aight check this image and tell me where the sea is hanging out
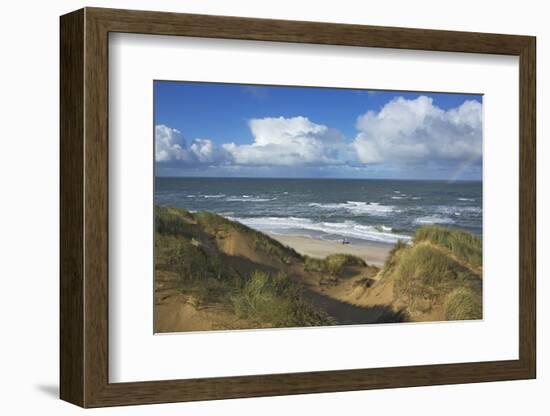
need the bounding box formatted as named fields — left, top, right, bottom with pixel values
left=155, top=177, right=482, bottom=246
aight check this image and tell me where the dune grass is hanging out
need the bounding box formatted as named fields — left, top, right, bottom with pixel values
left=156, top=206, right=302, bottom=263
left=377, top=226, right=482, bottom=319
left=378, top=239, right=408, bottom=280
left=444, top=287, right=482, bottom=320
left=305, top=253, right=367, bottom=276
left=156, top=207, right=243, bottom=308
left=194, top=210, right=302, bottom=264
left=393, top=244, right=478, bottom=301
left=155, top=206, right=330, bottom=326
left=155, top=206, right=196, bottom=238
left=231, top=271, right=334, bottom=327
left=156, top=233, right=240, bottom=308
left=414, top=225, right=482, bottom=269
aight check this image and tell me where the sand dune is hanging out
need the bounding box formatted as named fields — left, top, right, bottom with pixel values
left=155, top=207, right=481, bottom=332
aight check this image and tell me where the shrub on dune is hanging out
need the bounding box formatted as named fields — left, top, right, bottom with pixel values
left=155, top=206, right=196, bottom=237
left=325, top=254, right=366, bottom=274
left=444, top=287, right=482, bottom=320
left=304, top=256, right=325, bottom=272
left=231, top=271, right=333, bottom=327
left=304, top=253, right=366, bottom=276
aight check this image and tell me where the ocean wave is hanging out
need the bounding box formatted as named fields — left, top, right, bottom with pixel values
left=414, top=216, right=456, bottom=225
left=227, top=196, right=276, bottom=202
left=309, top=201, right=398, bottom=216
left=231, top=216, right=410, bottom=244
left=436, top=205, right=482, bottom=215
left=457, top=197, right=476, bottom=202
left=202, top=194, right=226, bottom=198
left=389, top=193, right=423, bottom=201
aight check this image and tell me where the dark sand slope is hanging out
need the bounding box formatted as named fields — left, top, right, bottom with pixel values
left=154, top=207, right=482, bottom=333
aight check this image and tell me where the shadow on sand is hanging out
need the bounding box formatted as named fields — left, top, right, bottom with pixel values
left=303, top=288, right=407, bottom=325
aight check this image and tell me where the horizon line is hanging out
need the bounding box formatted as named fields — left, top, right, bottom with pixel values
left=155, top=175, right=482, bottom=182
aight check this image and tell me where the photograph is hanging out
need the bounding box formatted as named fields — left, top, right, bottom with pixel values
left=50, top=4, right=541, bottom=409
left=153, top=81, right=483, bottom=333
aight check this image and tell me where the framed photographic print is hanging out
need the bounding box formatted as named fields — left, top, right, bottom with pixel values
left=60, top=7, right=536, bottom=407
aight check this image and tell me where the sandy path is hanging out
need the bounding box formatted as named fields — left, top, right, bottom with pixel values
left=301, top=286, right=391, bottom=325
left=269, top=233, right=392, bottom=267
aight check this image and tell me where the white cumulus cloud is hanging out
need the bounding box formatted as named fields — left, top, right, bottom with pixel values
left=155, top=125, right=190, bottom=162
left=353, top=96, right=482, bottom=164
left=222, top=116, right=346, bottom=166
left=155, top=97, right=482, bottom=180
left=155, top=125, right=229, bottom=165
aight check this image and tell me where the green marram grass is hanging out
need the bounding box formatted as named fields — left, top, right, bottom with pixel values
left=414, top=225, right=482, bottom=269
left=156, top=206, right=302, bottom=264
left=231, top=271, right=334, bottom=327
left=155, top=206, right=329, bottom=326
left=304, top=253, right=366, bottom=276
left=393, top=243, right=478, bottom=300
left=379, top=226, right=482, bottom=319
left=444, top=287, right=482, bottom=320
left=378, top=239, right=408, bottom=280
left=194, top=210, right=303, bottom=264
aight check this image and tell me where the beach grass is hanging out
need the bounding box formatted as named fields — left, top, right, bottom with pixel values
left=305, top=253, right=367, bottom=276
left=444, top=287, right=483, bottom=320
left=378, top=239, right=408, bottom=280
left=376, top=226, right=482, bottom=319
left=393, top=243, right=478, bottom=300
left=194, top=210, right=303, bottom=264
left=155, top=206, right=330, bottom=327
left=414, top=225, right=482, bottom=269
left=231, top=270, right=334, bottom=327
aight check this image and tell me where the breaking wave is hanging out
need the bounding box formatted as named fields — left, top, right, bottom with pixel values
left=231, top=216, right=411, bottom=244
left=309, top=201, right=398, bottom=216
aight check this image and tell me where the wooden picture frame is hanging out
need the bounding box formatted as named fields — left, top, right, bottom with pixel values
left=60, top=7, right=536, bottom=408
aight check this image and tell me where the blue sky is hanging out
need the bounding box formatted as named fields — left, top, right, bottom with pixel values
left=154, top=81, right=483, bottom=180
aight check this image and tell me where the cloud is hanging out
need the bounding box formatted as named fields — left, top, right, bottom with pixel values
left=222, top=116, right=347, bottom=166
left=155, top=125, right=229, bottom=165
left=155, top=97, right=482, bottom=180
left=353, top=96, right=482, bottom=164
left=156, top=117, right=348, bottom=167
left=155, top=125, right=189, bottom=162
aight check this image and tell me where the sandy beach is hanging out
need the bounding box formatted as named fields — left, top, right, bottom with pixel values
left=268, top=233, right=392, bottom=267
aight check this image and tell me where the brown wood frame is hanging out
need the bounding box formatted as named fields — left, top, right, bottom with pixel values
left=60, top=7, right=536, bottom=408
